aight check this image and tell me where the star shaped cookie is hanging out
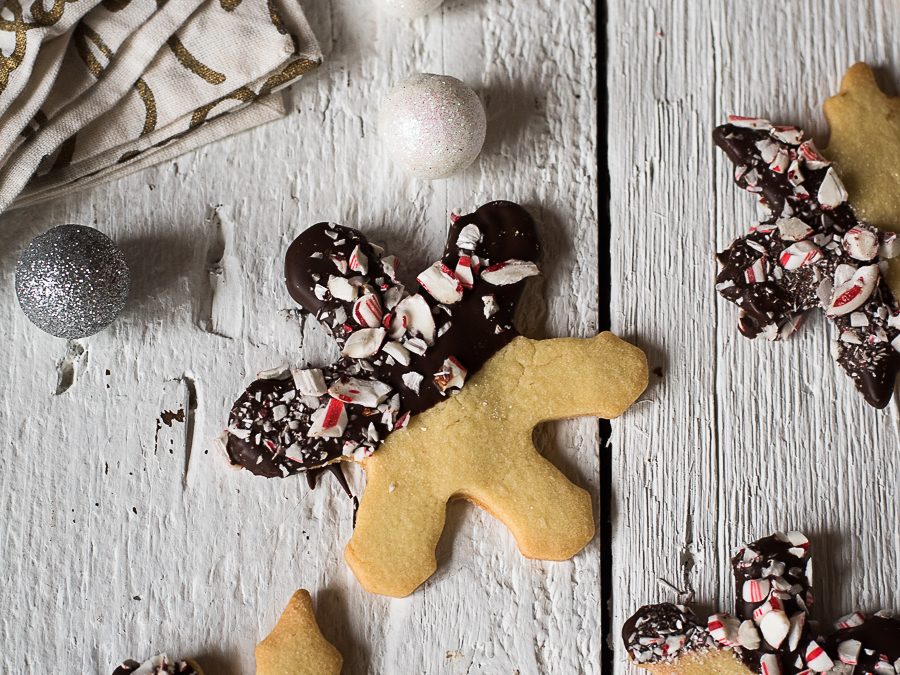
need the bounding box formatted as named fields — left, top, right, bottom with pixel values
left=256, top=589, right=342, bottom=675
left=824, top=62, right=900, bottom=299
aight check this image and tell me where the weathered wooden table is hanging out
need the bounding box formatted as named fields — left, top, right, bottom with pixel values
left=0, top=1, right=897, bottom=673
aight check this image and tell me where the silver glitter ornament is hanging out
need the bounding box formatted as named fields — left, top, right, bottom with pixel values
left=378, top=73, right=486, bottom=179
left=15, top=224, right=129, bottom=339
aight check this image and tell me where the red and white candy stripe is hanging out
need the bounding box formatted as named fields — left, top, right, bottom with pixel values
left=307, top=399, right=348, bottom=438
left=779, top=241, right=822, bottom=270
left=805, top=641, right=835, bottom=672
left=352, top=293, right=383, bottom=328
left=455, top=255, right=475, bottom=289
left=728, top=115, right=772, bottom=130
left=837, top=638, right=861, bottom=666
left=417, top=262, right=464, bottom=304
left=481, top=259, right=540, bottom=285
left=835, top=612, right=865, bottom=630
left=744, top=256, right=768, bottom=284
left=743, top=579, right=771, bottom=603
left=707, top=613, right=740, bottom=647
left=759, top=653, right=782, bottom=675
left=349, top=244, right=368, bottom=275
left=826, top=264, right=880, bottom=317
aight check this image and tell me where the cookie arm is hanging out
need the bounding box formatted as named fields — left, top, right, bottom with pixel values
left=461, top=432, right=595, bottom=560
left=345, top=448, right=451, bottom=598
left=508, top=333, right=649, bottom=424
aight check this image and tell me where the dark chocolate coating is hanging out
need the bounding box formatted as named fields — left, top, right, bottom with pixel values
left=622, top=603, right=717, bottom=664
left=731, top=533, right=813, bottom=672
left=823, top=614, right=900, bottom=670
left=623, top=531, right=900, bottom=674
left=112, top=658, right=199, bottom=675
left=714, top=123, right=900, bottom=408
left=226, top=201, right=539, bottom=476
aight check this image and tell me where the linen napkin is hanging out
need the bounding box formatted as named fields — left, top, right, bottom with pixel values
left=0, top=0, right=321, bottom=211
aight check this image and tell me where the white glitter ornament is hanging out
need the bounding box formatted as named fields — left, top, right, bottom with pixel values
left=378, top=73, right=486, bottom=180
left=376, top=0, right=444, bottom=18
left=15, top=224, right=129, bottom=339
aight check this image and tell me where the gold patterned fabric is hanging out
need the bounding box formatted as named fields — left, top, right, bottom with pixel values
left=0, top=0, right=321, bottom=210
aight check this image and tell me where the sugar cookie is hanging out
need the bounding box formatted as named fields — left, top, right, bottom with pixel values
left=224, top=202, right=649, bottom=595
left=256, top=589, right=342, bottom=675
left=714, top=117, right=900, bottom=407
left=346, top=331, right=647, bottom=596
left=823, top=62, right=900, bottom=300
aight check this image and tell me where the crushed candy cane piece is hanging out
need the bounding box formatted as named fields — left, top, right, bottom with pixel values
left=402, top=371, right=423, bottom=394
left=342, top=327, right=386, bottom=358
left=817, top=167, right=848, bottom=209
left=392, top=294, right=436, bottom=344
left=292, top=368, right=327, bottom=396
left=779, top=241, right=822, bottom=270
left=382, top=341, right=411, bottom=366
left=837, top=639, right=861, bottom=665
left=353, top=293, right=383, bottom=328
left=805, top=641, right=834, bottom=671
left=328, top=377, right=392, bottom=407
left=328, top=275, right=358, bottom=302
left=759, top=653, right=782, bottom=675
left=349, top=244, right=368, bottom=275
left=826, top=265, right=879, bottom=317
left=708, top=613, right=740, bottom=646
left=727, top=115, right=772, bottom=130
left=417, top=262, right=464, bottom=304
left=456, top=223, right=482, bottom=250
left=307, top=399, right=348, bottom=438
left=481, top=259, right=540, bottom=285
left=744, top=257, right=768, bottom=283
left=434, top=357, right=466, bottom=393
left=743, top=579, right=771, bottom=603
left=777, top=216, right=814, bottom=241
left=737, top=620, right=761, bottom=650
left=843, top=226, right=879, bottom=261
left=455, top=255, right=474, bottom=289
left=482, top=294, right=499, bottom=318
left=759, top=610, right=790, bottom=649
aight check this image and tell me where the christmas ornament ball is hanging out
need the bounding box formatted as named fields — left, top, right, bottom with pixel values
left=378, top=73, right=486, bottom=180
left=376, top=0, right=444, bottom=18
left=15, top=224, right=130, bottom=339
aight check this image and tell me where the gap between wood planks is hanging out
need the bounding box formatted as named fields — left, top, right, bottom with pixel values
left=596, top=1, right=614, bottom=672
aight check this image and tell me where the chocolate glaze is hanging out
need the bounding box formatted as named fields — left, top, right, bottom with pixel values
left=731, top=533, right=813, bottom=672
left=713, top=122, right=900, bottom=408
left=823, top=614, right=900, bottom=669
left=225, top=201, right=540, bottom=476
left=621, top=603, right=718, bottom=664
left=112, top=658, right=199, bottom=675
left=623, top=531, right=900, bottom=674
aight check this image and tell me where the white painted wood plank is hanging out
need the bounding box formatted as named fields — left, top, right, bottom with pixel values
left=610, top=1, right=900, bottom=672
left=0, top=0, right=599, bottom=673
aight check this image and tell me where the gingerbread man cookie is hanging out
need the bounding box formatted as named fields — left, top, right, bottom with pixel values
left=713, top=117, right=900, bottom=407
left=824, top=62, right=900, bottom=301
left=224, top=201, right=648, bottom=596
left=256, top=589, right=342, bottom=675
left=623, top=531, right=900, bottom=674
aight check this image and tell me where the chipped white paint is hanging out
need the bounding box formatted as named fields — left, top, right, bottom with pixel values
left=0, top=1, right=599, bottom=673
left=609, top=1, right=900, bottom=673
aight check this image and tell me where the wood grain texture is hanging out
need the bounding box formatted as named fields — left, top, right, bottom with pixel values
left=609, top=1, right=900, bottom=673
left=0, top=0, right=598, bottom=673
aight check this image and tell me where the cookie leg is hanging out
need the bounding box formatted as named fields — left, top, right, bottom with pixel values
left=461, top=436, right=594, bottom=560
left=345, top=454, right=451, bottom=597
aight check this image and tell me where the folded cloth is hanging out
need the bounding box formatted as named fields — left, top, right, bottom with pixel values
left=0, top=0, right=321, bottom=211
